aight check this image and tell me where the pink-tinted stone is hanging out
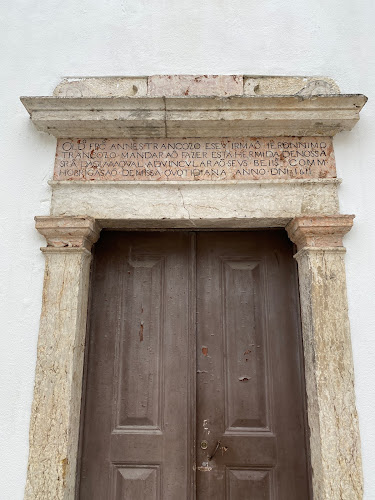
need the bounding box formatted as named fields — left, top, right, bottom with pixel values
left=286, top=215, right=354, bottom=249
left=35, top=216, right=100, bottom=250
left=148, top=75, right=243, bottom=97
left=54, top=137, right=336, bottom=182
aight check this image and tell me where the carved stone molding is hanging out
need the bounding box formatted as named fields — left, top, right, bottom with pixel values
left=286, top=214, right=354, bottom=250
left=35, top=215, right=101, bottom=251
left=20, top=94, right=367, bottom=138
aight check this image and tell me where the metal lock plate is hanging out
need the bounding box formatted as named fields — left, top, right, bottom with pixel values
left=200, top=440, right=208, bottom=450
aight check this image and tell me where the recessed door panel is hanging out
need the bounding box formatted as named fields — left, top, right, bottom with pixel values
left=115, top=256, right=164, bottom=430
left=222, top=258, right=268, bottom=431
left=113, top=466, right=160, bottom=500
left=226, top=468, right=272, bottom=500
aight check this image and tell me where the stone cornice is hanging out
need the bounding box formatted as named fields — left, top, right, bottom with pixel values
left=35, top=216, right=101, bottom=251
left=286, top=215, right=355, bottom=250
left=20, top=94, right=367, bottom=138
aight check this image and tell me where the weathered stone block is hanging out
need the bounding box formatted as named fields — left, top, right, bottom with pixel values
left=244, top=75, right=340, bottom=96
left=53, top=77, right=148, bottom=97
left=148, top=75, right=243, bottom=97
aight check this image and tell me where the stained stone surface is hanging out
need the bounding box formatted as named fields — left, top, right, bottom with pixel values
left=24, top=248, right=93, bottom=500
left=24, top=217, right=101, bottom=500
left=294, top=248, right=363, bottom=500
left=287, top=216, right=363, bottom=499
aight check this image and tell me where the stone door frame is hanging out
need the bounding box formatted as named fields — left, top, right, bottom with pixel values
left=24, top=212, right=363, bottom=500
left=22, top=76, right=365, bottom=499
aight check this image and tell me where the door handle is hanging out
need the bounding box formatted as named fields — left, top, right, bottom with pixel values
left=208, top=440, right=221, bottom=460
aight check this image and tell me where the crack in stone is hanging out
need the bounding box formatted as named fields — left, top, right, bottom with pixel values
left=178, top=188, right=196, bottom=226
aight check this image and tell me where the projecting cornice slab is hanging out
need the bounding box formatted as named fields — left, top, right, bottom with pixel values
left=20, top=94, right=367, bottom=138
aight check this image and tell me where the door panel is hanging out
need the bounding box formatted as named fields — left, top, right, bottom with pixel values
left=222, top=258, right=267, bottom=431
left=116, top=255, right=164, bottom=430
left=78, top=230, right=310, bottom=499
left=196, top=232, right=310, bottom=499
left=226, top=468, right=272, bottom=500
left=113, top=465, right=160, bottom=500
left=79, top=232, right=194, bottom=499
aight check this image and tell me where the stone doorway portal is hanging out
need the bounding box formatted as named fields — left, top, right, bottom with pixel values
left=23, top=75, right=365, bottom=500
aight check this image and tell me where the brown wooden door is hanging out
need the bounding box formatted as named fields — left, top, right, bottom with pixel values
left=196, top=232, right=310, bottom=499
left=78, top=232, right=195, bottom=499
left=78, top=231, right=310, bottom=499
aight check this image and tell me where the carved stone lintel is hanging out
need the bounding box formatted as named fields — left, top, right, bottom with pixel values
left=35, top=216, right=101, bottom=251
left=286, top=215, right=354, bottom=250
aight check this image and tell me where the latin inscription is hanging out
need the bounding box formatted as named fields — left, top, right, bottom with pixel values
left=54, top=137, right=336, bottom=181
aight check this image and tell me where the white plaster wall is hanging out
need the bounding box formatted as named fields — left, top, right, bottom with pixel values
left=1, top=0, right=374, bottom=498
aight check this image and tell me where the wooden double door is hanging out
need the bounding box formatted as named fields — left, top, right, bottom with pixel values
left=78, top=231, right=311, bottom=499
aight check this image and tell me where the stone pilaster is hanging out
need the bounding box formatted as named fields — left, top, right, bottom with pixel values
left=25, top=216, right=100, bottom=500
left=286, top=215, right=363, bottom=500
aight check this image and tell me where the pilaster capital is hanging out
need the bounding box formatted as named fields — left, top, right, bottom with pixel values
left=286, top=215, right=354, bottom=251
left=35, top=216, right=101, bottom=251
